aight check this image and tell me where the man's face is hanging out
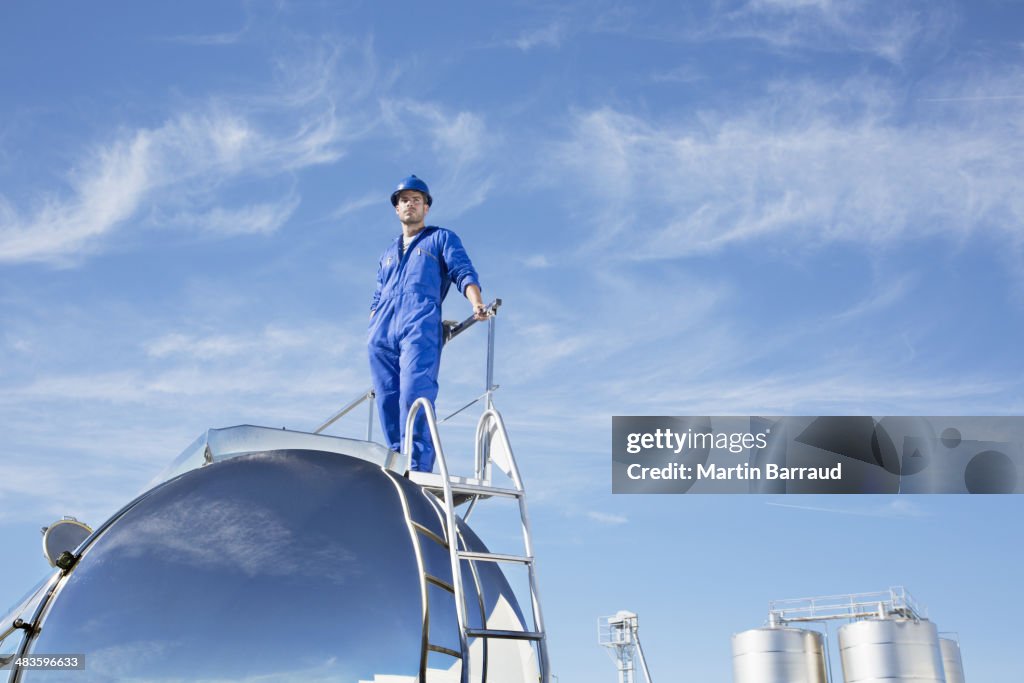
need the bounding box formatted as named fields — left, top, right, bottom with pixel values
left=395, top=190, right=429, bottom=226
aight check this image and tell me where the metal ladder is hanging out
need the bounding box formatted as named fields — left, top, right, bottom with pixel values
left=403, top=396, right=550, bottom=683
left=315, top=299, right=549, bottom=682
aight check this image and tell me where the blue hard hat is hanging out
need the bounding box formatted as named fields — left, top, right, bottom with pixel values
left=390, top=174, right=433, bottom=207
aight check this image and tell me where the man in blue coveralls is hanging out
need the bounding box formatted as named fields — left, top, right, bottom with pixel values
left=369, top=175, right=487, bottom=472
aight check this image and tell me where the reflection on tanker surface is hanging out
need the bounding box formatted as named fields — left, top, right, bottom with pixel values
left=1, top=421, right=546, bottom=683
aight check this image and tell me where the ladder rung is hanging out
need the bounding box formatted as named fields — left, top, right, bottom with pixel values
left=425, top=574, right=455, bottom=593
left=412, top=521, right=448, bottom=548
left=427, top=644, right=462, bottom=658
left=446, top=483, right=522, bottom=498
left=465, top=628, right=544, bottom=641
left=458, top=550, right=531, bottom=564
left=409, top=472, right=523, bottom=498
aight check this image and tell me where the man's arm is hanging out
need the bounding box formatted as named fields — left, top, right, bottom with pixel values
left=370, top=253, right=385, bottom=319
left=441, top=230, right=486, bottom=319
left=465, top=283, right=487, bottom=320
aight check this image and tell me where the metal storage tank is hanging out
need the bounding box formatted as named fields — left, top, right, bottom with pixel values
left=940, top=637, right=966, bottom=683
left=732, top=627, right=828, bottom=683
left=3, top=440, right=539, bottom=683
left=839, top=618, right=946, bottom=683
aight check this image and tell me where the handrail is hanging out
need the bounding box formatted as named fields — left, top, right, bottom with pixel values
left=381, top=470, right=432, bottom=681
left=471, top=407, right=551, bottom=681
left=768, top=586, right=926, bottom=625
left=313, top=388, right=374, bottom=435
left=313, top=298, right=502, bottom=439
left=403, top=397, right=471, bottom=683
left=444, top=298, right=502, bottom=344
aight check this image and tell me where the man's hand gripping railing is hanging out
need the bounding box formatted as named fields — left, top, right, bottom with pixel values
left=313, top=299, right=502, bottom=436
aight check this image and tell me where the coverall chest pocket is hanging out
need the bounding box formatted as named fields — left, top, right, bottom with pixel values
left=416, top=247, right=440, bottom=265
left=414, top=247, right=446, bottom=285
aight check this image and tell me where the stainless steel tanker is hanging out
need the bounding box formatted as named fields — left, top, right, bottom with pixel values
left=2, top=416, right=545, bottom=683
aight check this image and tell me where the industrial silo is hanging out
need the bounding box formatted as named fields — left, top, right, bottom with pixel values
left=732, top=627, right=828, bottom=683
left=939, top=637, right=966, bottom=683
left=839, top=618, right=946, bottom=683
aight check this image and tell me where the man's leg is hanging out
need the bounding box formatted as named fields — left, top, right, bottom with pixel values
left=368, top=330, right=402, bottom=454
left=398, top=315, right=443, bottom=472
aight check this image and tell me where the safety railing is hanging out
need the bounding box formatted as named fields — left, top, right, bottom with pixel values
left=313, top=299, right=502, bottom=440
left=768, top=586, right=926, bottom=625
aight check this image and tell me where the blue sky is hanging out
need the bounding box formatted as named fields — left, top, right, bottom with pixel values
left=2, top=1, right=1023, bottom=680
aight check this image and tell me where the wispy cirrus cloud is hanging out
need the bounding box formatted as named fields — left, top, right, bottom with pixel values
left=156, top=1, right=256, bottom=46
left=159, top=23, right=251, bottom=47
left=830, top=274, right=915, bottom=323
left=330, top=192, right=380, bottom=220
left=598, top=366, right=1011, bottom=417
left=0, top=41, right=378, bottom=266
left=705, top=0, right=957, bottom=64
left=0, top=109, right=342, bottom=265
left=166, top=193, right=302, bottom=237
left=145, top=324, right=319, bottom=359
left=508, top=22, right=567, bottom=51
left=650, top=64, right=705, bottom=84
left=552, top=73, right=1024, bottom=260
left=766, top=498, right=928, bottom=518
left=587, top=510, right=629, bottom=525
left=380, top=99, right=497, bottom=217
left=1, top=318, right=369, bottom=432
